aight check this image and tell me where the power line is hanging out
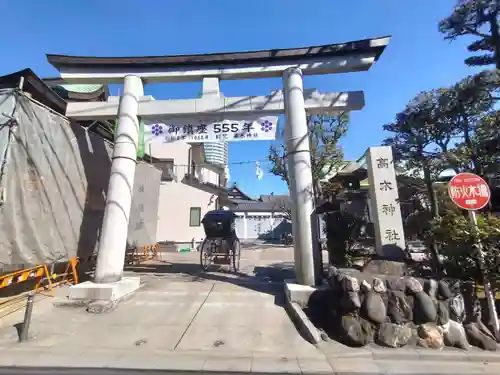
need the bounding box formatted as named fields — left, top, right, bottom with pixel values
left=226, top=158, right=271, bottom=166
left=160, top=158, right=273, bottom=168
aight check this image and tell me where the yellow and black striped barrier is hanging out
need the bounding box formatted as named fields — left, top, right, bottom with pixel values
left=0, top=258, right=79, bottom=298
left=0, top=264, right=50, bottom=291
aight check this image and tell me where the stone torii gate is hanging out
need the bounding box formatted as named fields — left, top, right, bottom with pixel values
left=47, top=36, right=390, bottom=301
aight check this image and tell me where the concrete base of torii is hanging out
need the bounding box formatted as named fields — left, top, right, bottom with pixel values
left=56, top=277, right=141, bottom=313
left=63, top=277, right=141, bottom=313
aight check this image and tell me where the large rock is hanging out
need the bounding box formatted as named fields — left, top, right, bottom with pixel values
left=373, top=277, right=386, bottom=293
left=376, top=323, right=413, bottom=348
left=361, top=280, right=372, bottom=293
left=339, top=315, right=368, bottom=347
left=327, top=265, right=339, bottom=280
left=417, top=323, right=444, bottom=349
left=386, top=278, right=406, bottom=292
left=362, top=292, right=387, bottom=325
left=443, top=320, right=469, bottom=350
left=387, top=291, right=413, bottom=324
left=449, top=293, right=466, bottom=323
left=359, top=317, right=375, bottom=344
left=406, top=277, right=423, bottom=294
left=306, top=289, right=336, bottom=330
left=437, top=300, right=450, bottom=326
left=414, top=291, right=437, bottom=324
left=464, top=322, right=498, bottom=351
left=405, top=321, right=420, bottom=346
left=470, top=300, right=496, bottom=338
left=327, top=266, right=341, bottom=291
left=340, top=291, right=361, bottom=312
left=475, top=317, right=496, bottom=342
left=342, top=275, right=360, bottom=292
left=448, top=280, right=461, bottom=294
left=438, top=280, right=452, bottom=300
left=425, top=279, right=438, bottom=299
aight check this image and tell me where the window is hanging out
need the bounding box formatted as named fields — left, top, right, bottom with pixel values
left=189, top=207, right=201, bottom=227
left=155, top=160, right=175, bottom=182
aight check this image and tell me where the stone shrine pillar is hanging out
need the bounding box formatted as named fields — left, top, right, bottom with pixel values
left=283, top=67, right=315, bottom=286
left=94, top=75, right=144, bottom=284
left=365, top=146, right=406, bottom=259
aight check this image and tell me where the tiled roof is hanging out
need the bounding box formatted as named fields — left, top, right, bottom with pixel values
left=232, top=198, right=290, bottom=212
left=57, top=84, right=104, bottom=93
left=44, top=81, right=108, bottom=102
left=226, top=186, right=293, bottom=212
left=231, top=194, right=291, bottom=212
left=227, top=186, right=253, bottom=201
left=259, top=194, right=289, bottom=202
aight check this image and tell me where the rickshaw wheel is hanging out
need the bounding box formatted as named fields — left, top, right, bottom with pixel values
left=200, top=239, right=212, bottom=271
left=231, top=239, right=241, bottom=272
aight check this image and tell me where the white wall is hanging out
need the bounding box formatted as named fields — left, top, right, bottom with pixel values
left=150, top=142, right=220, bottom=243
left=234, top=212, right=291, bottom=240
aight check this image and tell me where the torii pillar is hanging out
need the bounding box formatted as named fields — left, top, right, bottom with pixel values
left=69, top=75, right=145, bottom=302
left=94, top=75, right=144, bottom=284
left=283, top=68, right=315, bottom=286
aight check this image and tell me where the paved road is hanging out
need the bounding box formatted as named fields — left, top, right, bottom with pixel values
left=0, top=369, right=262, bottom=375
left=0, top=365, right=498, bottom=375
left=0, top=247, right=319, bottom=357
left=0, top=369, right=337, bottom=375
left=0, top=369, right=273, bottom=375
left=0, top=246, right=326, bottom=373
left=1, top=247, right=500, bottom=374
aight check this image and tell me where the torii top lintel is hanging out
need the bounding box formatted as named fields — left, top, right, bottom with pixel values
left=46, top=36, right=390, bottom=84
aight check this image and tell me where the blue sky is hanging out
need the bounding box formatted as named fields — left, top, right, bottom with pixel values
left=0, top=0, right=479, bottom=198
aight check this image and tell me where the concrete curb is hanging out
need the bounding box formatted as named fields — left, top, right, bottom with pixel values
left=1, top=347, right=500, bottom=374
left=0, top=358, right=499, bottom=375
left=283, top=279, right=325, bottom=346
left=328, top=347, right=500, bottom=362
left=284, top=299, right=322, bottom=345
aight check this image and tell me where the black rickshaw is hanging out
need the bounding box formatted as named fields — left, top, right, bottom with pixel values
left=199, top=209, right=241, bottom=272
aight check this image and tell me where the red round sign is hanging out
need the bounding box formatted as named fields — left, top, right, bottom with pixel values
left=448, top=172, right=490, bottom=210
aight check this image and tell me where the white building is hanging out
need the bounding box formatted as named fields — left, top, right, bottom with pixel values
left=150, top=141, right=231, bottom=250
left=227, top=186, right=291, bottom=241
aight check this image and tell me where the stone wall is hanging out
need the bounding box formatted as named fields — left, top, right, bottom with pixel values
left=305, top=266, right=498, bottom=351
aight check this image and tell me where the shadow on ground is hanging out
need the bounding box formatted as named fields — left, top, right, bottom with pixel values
left=124, top=261, right=297, bottom=307
left=240, top=242, right=293, bottom=249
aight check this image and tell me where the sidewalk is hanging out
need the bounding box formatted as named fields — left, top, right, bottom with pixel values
left=2, top=346, right=500, bottom=374
left=1, top=248, right=500, bottom=374
left=0, top=248, right=319, bottom=365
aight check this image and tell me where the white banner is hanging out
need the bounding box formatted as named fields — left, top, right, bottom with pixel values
left=143, top=116, right=278, bottom=143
